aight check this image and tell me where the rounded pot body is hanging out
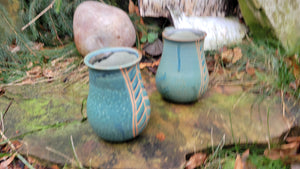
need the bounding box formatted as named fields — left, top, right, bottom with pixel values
left=84, top=47, right=151, bottom=142
left=156, top=27, right=209, bottom=103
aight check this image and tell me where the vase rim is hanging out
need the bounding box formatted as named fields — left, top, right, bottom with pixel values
left=162, top=27, right=207, bottom=42
left=84, top=47, right=142, bottom=70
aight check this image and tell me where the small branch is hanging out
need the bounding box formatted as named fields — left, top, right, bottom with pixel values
left=281, top=90, right=286, bottom=117
left=3, top=100, right=13, bottom=119
left=48, top=12, right=63, bottom=45
left=216, top=80, right=258, bottom=86
left=0, top=11, right=37, bottom=57
left=0, top=100, right=13, bottom=133
left=70, top=135, right=83, bottom=168
left=210, top=127, right=214, bottom=153
left=46, top=146, right=74, bottom=163
left=21, top=0, right=56, bottom=31
left=0, top=130, right=34, bottom=169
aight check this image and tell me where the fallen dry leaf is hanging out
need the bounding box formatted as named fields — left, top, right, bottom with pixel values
left=51, top=57, right=64, bottom=66
left=214, top=53, right=220, bottom=61
left=21, top=78, right=34, bottom=85
left=242, top=149, right=250, bottom=160
left=43, top=68, right=56, bottom=78
left=234, top=154, right=243, bottom=169
left=140, top=62, right=152, bottom=69
left=207, top=60, right=215, bottom=72
left=155, top=132, right=165, bottom=142
left=284, top=54, right=300, bottom=89
left=26, top=66, right=42, bottom=77
left=292, top=62, right=300, bottom=88
left=212, top=86, right=223, bottom=94
left=1, top=140, right=22, bottom=153
left=128, top=0, right=135, bottom=14
left=9, top=45, right=20, bottom=53
left=51, top=164, right=60, bottom=169
left=281, top=141, right=300, bottom=151
left=0, top=153, right=16, bottom=168
left=220, top=47, right=242, bottom=64
left=185, top=153, right=207, bottom=169
left=152, top=59, right=160, bottom=67
left=286, top=136, right=300, bottom=143
left=246, top=61, right=255, bottom=76
left=264, top=148, right=282, bottom=160
left=290, top=82, right=297, bottom=91
left=233, top=71, right=245, bottom=80
left=27, top=62, right=33, bottom=69
left=221, top=49, right=233, bottom=64
left=232, top=47, right=242, bottom=64
left=140, top=59, right=160, bottom=69
left=223, top=86, right=243, bottom=95
left=135, top=5, right=140, bottom=16
left=31, top=42, right=44, bottom=50
left=264, top=142, right=300, bottom=160
left=219, top=46, right=228, bottom=53
left=234, top=149, right=249, bottom=169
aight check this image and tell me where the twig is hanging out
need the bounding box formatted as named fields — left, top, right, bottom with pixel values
left=48, top=12, right=63, bottom=45
left=209, top=134, right=225, bottom=161
left=46, top=146, right=75, bottom=164
left=0, top=77, right=58, bottom=88
left=0, top=100, right=13, bottom=132
left=281, top=89, right=295, bottom=129
left=70, top=135, right=83, bottom=169
left=0, top=76, right=27, bottom=88
left=3, top=100, right=13, bottom=119
left=210, top=127, right=214, bottom=153
left=281, top=90, right=286, bottom=117
left=232, top=92, right=246, bottom=111
left=0, top=10, right=37, bottom=57
left=21, top=0, right=56, bottom=31
left=1, top=112, right=4, bottom=133
left=266, top=108, right=271, bottom=149
left=216, top=80, right=258, bottom=86
left=0, top=130, right=34, bottom=169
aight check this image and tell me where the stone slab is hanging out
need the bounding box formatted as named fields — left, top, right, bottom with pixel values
left=0, top=72, right=298, bottom=168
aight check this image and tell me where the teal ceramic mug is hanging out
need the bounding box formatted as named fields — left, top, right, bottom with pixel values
left=156, top=27, right=209, bottom=103
left=84, top=47, right=151, bottom=142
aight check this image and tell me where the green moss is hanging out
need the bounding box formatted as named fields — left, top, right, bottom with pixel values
left=238, top=0, right=275, bottom=39
left=16, top=98, right=76, bottom=132
left=222, top=158, right=236, bottom=169
left=202, top=92, right=250, bottom=112
left=1, top=82, right=88, bottom=135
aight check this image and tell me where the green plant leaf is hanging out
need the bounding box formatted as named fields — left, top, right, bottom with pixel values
left=141, top=35, right=147, bottom=43
left=147, top=32, right=158, bottom=43
left=0, top=153, right=11, bottom=158
left=55, top=0, right=62, bottom=14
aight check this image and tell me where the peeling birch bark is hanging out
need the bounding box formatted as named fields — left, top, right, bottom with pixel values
left=138, top=0, right=239, bottom=17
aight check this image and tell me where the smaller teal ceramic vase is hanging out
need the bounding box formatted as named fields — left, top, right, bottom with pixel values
left=156, top=27, right=209, bottom=103
left=84, top=47, right=151, bottom=142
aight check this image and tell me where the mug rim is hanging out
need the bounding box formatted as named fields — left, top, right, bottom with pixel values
left=162, top=27, right=207, bottom=42
left=84, top=47, right=142, bottom=70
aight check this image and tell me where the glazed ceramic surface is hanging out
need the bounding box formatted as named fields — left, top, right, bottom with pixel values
left=156, top=27, right=209, bottom=103
left=84, top=47, right=151, bottom=142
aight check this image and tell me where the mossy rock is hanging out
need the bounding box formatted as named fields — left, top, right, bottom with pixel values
left=238, top=0, right=300, bottom=55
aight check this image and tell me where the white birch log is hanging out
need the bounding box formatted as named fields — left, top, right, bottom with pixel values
left=139, top=0, right=238, bottom=17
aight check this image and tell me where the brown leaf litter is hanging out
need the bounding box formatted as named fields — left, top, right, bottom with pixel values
left=221, top=47, right=243, bottom=64
left=185, top=152, right=207, bottom=169
left=264, top=136, right=300, bottom=163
